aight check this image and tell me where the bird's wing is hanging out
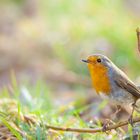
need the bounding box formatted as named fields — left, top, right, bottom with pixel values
left=115, top=74, right=140, bottom=98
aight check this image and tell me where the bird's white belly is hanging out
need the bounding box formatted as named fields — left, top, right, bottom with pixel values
left=99, top=92, right=109, bottom=100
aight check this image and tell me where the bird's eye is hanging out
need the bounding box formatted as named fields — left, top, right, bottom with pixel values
left=97, top=58, right=101, bottom=63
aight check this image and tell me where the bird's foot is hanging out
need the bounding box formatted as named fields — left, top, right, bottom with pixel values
left=102, top=123, right=108, bottom=132
left=102, top=119, right=113, bottom=132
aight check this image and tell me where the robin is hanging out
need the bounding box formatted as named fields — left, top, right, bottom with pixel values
left=82, top=54, right=140, bottom=127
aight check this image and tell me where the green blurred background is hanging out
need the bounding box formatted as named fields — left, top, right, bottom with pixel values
left=0, top=0, right=140, bottom=101
left=0, top=0, right=140, bottom=139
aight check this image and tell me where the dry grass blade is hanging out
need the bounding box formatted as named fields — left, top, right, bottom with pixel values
left=0, top=124, right=17, bottom=140
left=45, top=117, right=140, bottom=134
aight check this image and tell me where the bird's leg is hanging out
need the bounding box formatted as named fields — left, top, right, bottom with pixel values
left=128, top=102, right=136, bottom=126
left=102, top=105, right=121, bottom=132
left=111, top=105, right=121, bottom=119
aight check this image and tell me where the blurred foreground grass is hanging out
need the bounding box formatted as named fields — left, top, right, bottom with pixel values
left=0, top=79, right=123, bottom=140
left=0, top=74, right=138, bottom=139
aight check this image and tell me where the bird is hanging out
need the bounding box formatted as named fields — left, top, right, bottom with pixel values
left=82, top=54, right=140, bottom=128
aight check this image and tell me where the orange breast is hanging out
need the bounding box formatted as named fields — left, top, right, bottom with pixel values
left=88, top=64, right=111, bottom=95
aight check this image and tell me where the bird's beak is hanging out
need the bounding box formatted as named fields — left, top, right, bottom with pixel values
left=82, top=59, right=89, bottom=63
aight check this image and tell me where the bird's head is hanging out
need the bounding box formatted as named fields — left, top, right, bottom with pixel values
left=82, top=54, right=112, bottom=69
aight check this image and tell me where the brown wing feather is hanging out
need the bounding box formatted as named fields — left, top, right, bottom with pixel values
left=115, top=75, right=140, bottom=99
